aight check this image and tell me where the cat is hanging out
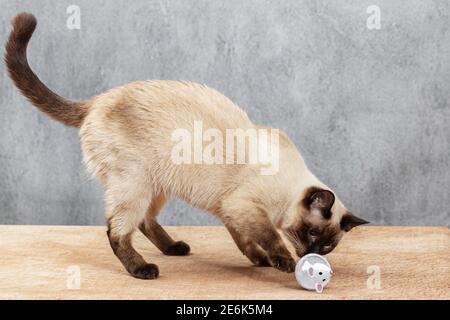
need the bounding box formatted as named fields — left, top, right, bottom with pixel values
left=5, top=13, right=368, bottom=279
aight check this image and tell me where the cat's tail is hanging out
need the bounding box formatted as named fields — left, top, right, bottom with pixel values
left=5, top=13, right=88, bottom=127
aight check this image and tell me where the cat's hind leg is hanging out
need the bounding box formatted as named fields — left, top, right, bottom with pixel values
left=139, top=193, right=190, bottom=256
left=105, top=181, right=159, bottom=279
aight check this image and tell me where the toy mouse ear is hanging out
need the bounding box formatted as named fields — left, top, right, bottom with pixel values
left=308, top=267, right=314, bottom=277
left=314, top=283, right=323, bottom=293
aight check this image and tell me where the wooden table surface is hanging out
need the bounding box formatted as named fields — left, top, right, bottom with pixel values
left=0, top=225, right=448, bottom=300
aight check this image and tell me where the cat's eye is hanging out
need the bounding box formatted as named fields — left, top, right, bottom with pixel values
left=309, top=229, right=320, bottom=237
left=319, top=272, right=323, bottom=275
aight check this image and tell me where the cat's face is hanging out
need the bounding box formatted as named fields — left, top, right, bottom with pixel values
left=284, top=187, right=368, bottom=257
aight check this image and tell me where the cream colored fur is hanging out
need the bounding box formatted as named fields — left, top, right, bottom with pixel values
left=80, top=80, right=348, bottom=237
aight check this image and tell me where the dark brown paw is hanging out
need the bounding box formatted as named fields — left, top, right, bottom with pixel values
left=251, top=255, right=271, bottom=267
left=163, top=241, right=191, bottom=256
left=269, top=255, right=296, bottom=273
left=131, top=263, right=159, bottom=279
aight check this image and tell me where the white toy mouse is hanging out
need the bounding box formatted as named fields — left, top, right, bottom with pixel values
left=295, top=253, right=333, bottom=293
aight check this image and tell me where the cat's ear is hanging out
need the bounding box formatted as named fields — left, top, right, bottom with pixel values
left=304, top=188, right=335, bottom=219
left=340, top=212, right=369, bottom=232
left=308, top=267, right=315, bottom=277
left=310, top=190, right=335, bottom=210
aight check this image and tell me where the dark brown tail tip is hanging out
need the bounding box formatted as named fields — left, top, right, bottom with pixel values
left=11, top=12, right=37, bottom=42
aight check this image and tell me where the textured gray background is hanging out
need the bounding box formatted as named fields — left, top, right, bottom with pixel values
left=0, top=0, right=449, bottom=226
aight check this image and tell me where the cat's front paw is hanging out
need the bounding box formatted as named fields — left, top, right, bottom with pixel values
left=269, top=254, right=296, bottom=273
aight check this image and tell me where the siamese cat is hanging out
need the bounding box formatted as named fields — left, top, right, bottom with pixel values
left=5, top=13, right=368, bottom=279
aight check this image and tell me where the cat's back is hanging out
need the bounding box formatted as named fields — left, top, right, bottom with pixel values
left=86, top=80, right=253, bottom=133
left=80, top=80, right=256, bottom=201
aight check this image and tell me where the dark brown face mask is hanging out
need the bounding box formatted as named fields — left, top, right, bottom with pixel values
left=288, top=187, right=369, bottom=257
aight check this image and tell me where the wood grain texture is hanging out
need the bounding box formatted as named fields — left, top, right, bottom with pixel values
left=0, top=226, right=448, bottom=300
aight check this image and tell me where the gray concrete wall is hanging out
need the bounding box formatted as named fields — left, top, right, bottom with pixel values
left=0, top=0, right=449, bottom=226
